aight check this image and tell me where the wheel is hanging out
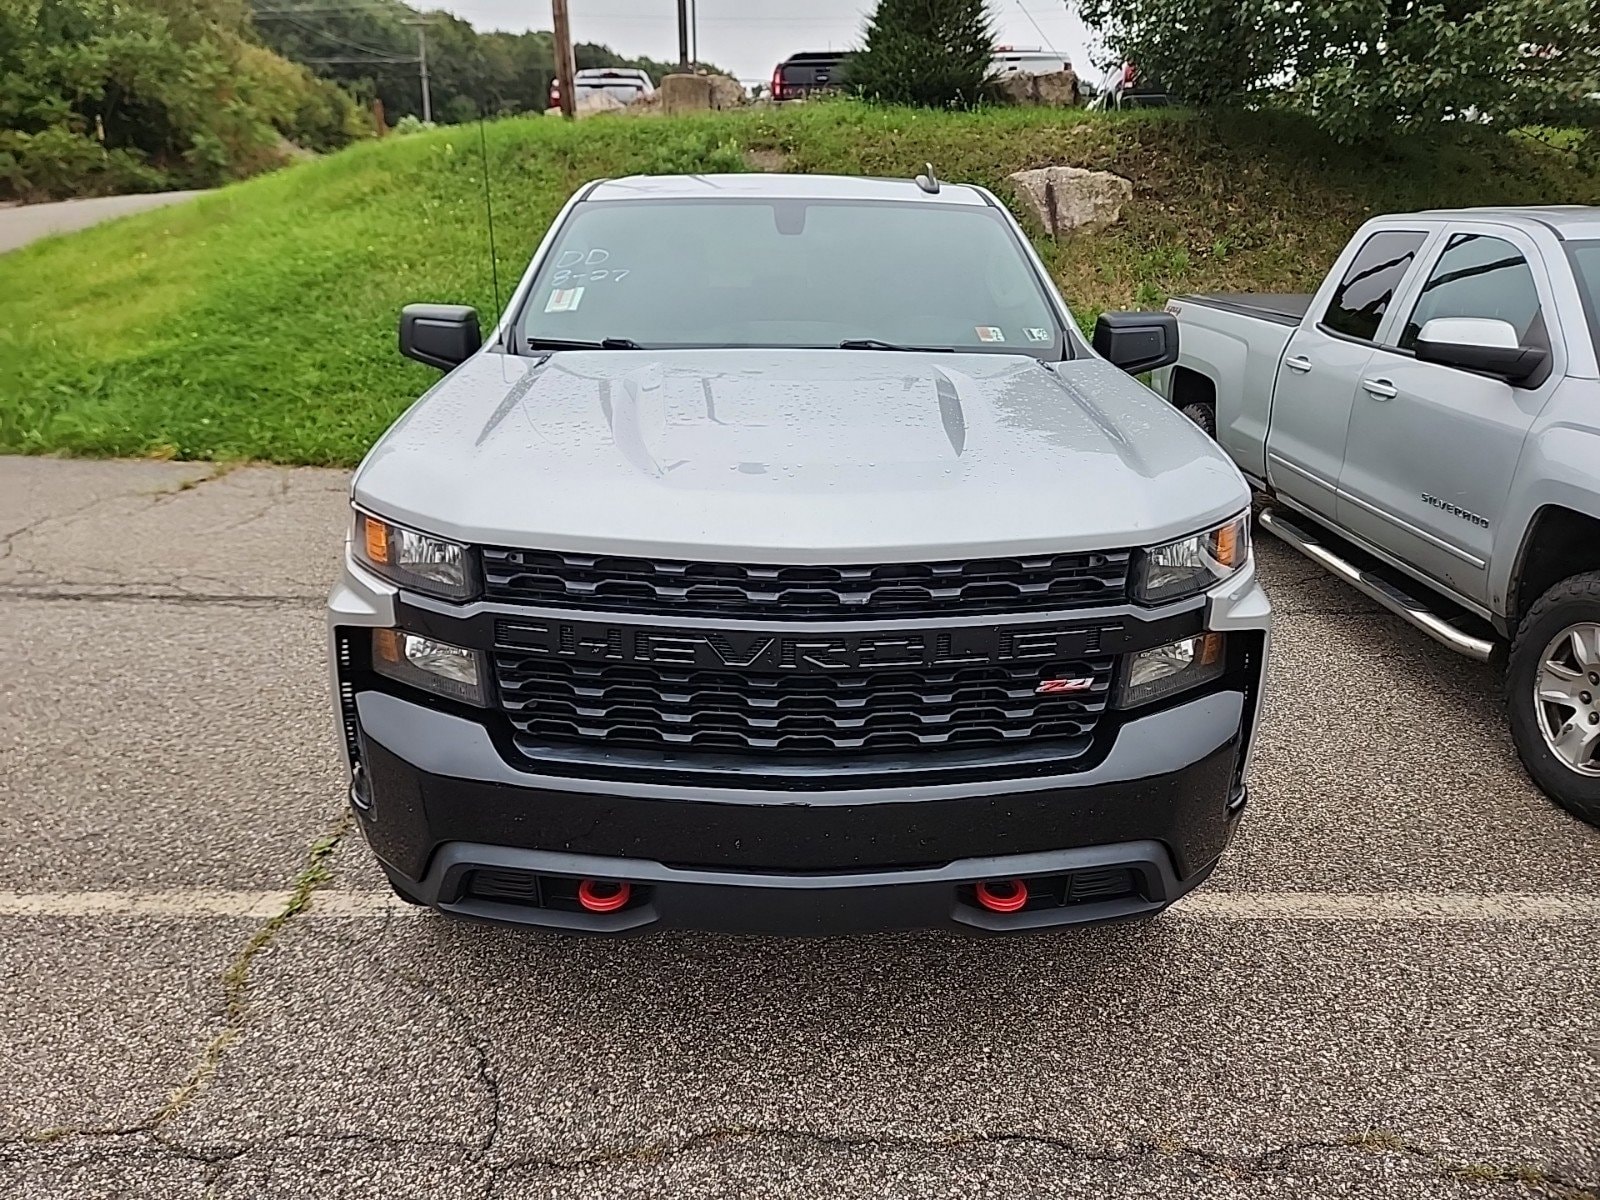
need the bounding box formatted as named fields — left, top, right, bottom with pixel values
left=1178, top=400, right=1216, bottom=439
left=1506, top=571, right=1600, bottom=827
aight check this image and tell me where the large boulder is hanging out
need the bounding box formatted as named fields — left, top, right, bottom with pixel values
left=994, top=68, right=1081, bottom=107
left=575, top=90, right=626, bottom=118
left=660, top=72, right=746, bottom=115
left=1007, top=166, right=1132, bottom=236
left=706, top=73, right=746, bottom=109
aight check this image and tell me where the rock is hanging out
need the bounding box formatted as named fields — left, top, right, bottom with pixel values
left=705, top=73, right=746, bottom=109
left=994, top=68, right=1081, bottom=108
left=1007, top=166, right=1133, bottom=236
left=658, top=73, right=746, bottom=114
left=574, top=90, right=626, bottom=118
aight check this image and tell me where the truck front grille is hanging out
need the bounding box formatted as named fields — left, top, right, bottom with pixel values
left=480, top=546, right=1131, bottom=619
left=492, top=652, right=1114, bottom=757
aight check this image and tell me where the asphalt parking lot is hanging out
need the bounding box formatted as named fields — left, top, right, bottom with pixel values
left=2, top=456, right=1597, bottom=1200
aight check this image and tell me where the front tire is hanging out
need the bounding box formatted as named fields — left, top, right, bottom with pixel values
left=1178, top=400, right=1216, bottom=439
left=1506, top=571, right=1600, bottom=828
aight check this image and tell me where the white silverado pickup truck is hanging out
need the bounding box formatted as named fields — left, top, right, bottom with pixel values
left=1159, top=206, right=1600, bottom=827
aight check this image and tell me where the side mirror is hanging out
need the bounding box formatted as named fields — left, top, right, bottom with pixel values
left=399, top=303, right=481, bottom=371
left=1414, top=317, right=1547, bottom=385
left=1093, top=310, right=1179, bottom=375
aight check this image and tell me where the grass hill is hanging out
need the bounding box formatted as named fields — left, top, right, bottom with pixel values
left=1, top=105, right=1595, bottom=466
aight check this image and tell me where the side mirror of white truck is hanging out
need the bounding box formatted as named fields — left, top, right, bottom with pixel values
left=1414, top=317, right=1548, bottom=385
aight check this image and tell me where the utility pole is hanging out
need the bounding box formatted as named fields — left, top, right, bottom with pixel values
left=404, top=17, right=432, bottom=122
left=552, top=0, right=576, bottom=118
left=689, top=0, right=698, bottom=66
left=677, top=0, right=689, bottom=69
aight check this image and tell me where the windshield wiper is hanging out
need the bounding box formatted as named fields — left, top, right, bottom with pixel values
left=839, top=338, right=954, bottom=352
left=525, top=336, right=645, bottom=350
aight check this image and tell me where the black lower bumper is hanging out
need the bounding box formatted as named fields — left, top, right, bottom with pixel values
left=352, top=688, right=1248, bottom=935
left=391, top=838, right=1234, bottom=934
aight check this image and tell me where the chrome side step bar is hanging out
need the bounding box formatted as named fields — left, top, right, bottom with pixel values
left=1257, top=507, right=1495, bottom=662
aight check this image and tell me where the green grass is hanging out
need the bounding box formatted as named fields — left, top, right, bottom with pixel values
left=0, top=104, right=1594, bottom=466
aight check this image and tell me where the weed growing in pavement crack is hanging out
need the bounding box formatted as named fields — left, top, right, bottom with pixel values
left=21, top=812, right=352, bottom=1146
left=171, top=461, right=243, bottom=493
left=1342, top=1128, right=1423, bottom=1154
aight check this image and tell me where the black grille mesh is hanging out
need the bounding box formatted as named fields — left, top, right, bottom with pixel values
left=481, top=547, right=1131, bottom=619
left=493, top=652, right=1113, bottom=756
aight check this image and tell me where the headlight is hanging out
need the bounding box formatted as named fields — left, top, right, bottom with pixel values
left=1117, top=633, right=1225, bottom=708
left=1132, top=513, right=1250, bottom=605
left=372, top=629, right=488, bottom=706
left=354, top=512, right=478, bottom=601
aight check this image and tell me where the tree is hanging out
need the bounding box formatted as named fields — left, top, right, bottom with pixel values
left=847, top=0, right=996, bottom=109
left=1072, top=0, right=1600, bottom=141
left=0, top=0, right=366, bottom=200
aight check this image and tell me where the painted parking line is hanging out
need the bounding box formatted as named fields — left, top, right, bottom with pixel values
left=0, top=890, right=1598, bottom=920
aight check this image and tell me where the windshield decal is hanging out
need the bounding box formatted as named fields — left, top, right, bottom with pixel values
left=1024, top=327, right=1050, bottom=343
left=545, top=287, right=586, bottom=313
left=975, top=326, right=1005, bottom=342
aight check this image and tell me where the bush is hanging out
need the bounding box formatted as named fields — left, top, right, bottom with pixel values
left=0, top=127, right=170, bottom=200
left=846, top=0, right=996, bottom=109
left=0, top=0, right=369, bottom=200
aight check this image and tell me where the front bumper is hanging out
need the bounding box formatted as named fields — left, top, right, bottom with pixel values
left=352, top=686, right=1249, bottom=933
left=331, top=552, right=1270, bottom=935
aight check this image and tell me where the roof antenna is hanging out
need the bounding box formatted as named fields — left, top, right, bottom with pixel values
left=477, top=114, right=504, bottom=344
left=915, top=162, right=940, bottom=194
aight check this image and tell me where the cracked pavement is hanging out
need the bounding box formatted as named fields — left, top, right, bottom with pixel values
left=1, top=457, right=1597, bottom=1199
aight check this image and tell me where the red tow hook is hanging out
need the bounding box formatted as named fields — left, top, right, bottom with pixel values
left=973, top=878, right=1029, bottom=913
left=576, top=879, right=631, bottom=913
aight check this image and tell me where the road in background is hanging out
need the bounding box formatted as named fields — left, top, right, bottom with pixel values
left=0, top=192, right=205, bottom=254
left=1, top=456, right=1596, bottom=1199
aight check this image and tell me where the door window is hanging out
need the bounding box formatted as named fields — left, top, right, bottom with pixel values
left=1398, top=233, right=1547, bottom=351
left=1321, top=230, right=1428, bottom=342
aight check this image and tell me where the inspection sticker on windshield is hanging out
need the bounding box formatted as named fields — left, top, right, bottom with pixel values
left=975, top=326, right=1005, bottom=342
left=1024, top=327, right=1050, bottom=343
left=545, top=287, right=585, bottom=313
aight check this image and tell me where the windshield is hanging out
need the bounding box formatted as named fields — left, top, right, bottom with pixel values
left=1570, top=241, right=1600, bottom=352
left=516, top=198, right=1067, bottom=358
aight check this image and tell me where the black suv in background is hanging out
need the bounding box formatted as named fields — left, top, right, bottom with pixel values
left=771, top=51, right=852, bottom=102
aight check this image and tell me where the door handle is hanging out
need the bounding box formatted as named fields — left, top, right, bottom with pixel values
left=1362, top=378, right=1398, bottom=400
left=1285, top=356, right=1313, bottom=374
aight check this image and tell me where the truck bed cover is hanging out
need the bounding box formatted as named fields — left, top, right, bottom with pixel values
left=1180, top=293, right=1314, bottom=327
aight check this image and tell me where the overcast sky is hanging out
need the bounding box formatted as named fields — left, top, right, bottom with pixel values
left=426, top=1, right=1100, bottom=84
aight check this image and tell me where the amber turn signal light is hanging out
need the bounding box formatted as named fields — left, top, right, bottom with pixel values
left=362, top=514, right=390, bottom=566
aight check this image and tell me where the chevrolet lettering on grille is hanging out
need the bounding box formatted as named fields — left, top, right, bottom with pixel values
left=496, top=618, right=1109, bottom=672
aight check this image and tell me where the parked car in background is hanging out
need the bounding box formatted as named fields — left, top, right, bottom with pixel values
left=549, top=68, right=655, bottom=110
left=1158, top=207, right=1600, bottom=827
left=331, top=172, right=1271, bottom=936
left=1089, top=63, right=1171, bottom=110
left=770, top=51, right=851, bottom=102
left=990, top=46, right=1071, bottom=79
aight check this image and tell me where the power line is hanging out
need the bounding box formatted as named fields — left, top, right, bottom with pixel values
left=270, top=10, right=405, bottom=58
left=1012, top=0, right=1059, bottom=54
left=253, top=5, right=409, bottom=14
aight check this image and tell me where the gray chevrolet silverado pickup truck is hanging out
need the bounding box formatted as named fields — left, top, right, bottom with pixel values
left=1160, top=206, right=1600, bottom=827
left=328, top=172, right=1271, bottom=934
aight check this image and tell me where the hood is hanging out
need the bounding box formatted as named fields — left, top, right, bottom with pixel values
left=353, top=349, right=1248, bottom=561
